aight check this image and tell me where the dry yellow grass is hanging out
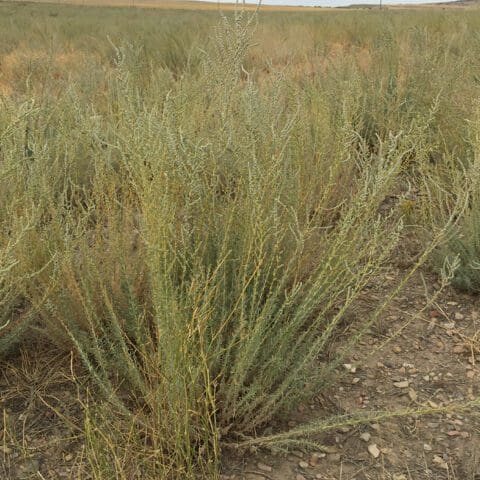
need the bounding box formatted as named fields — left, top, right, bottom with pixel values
left=7, top=0, right=324, bottom=12
left=6, top=0, right=480, bottom=11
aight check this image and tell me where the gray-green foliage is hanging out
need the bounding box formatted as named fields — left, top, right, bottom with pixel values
left=432, top=119, right=480, bottom=293
left=0, top=5, right=473, bottom=478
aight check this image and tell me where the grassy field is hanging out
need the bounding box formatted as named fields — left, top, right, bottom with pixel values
left=1, top=2, right=480, bottom=479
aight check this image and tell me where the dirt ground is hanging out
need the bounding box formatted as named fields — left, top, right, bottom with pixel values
left=1, top=267, right=479, bottom=480
left=222, top=268, right=480, bottom=480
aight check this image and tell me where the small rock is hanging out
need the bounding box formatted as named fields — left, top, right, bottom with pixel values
left=322, top=446, right=338, bottom=454
left=371, top=423, right=380, bottom=431
left=408, top=389, right=418, bottom=402
left=343, top=364, right=357, bottom=373
left=423, top=444, right=432, bottom=451
left=296, top=475, right=306, bottom=480
left=360, top=432, right=371, bottom=442
left=298, top=460, right=309, bottom=469
left=433, top=455, right=448, bottom=469
left=257, top=463, right=272, bottom=472
left=393, top=346, right=402, bottom=354
left=454, top=312, right=464, bottom=320
left=0, top=445, right=12, bottom=454
left=368, top=444, right=381, bottom=458
left=352, top=377, right=361, bottom=384
left=309, top=452, right=321, bottom=466
left=394, top=380, right=409, bottom=389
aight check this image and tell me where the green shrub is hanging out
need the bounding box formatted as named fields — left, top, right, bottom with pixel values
left=0, top=6, right=471, bottom=478
left=430, top=124, right=480, bottom=293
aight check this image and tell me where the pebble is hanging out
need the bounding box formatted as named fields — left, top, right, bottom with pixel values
left=393, top=346, right=402, bottom=354
left=309, top=452, right=322, bottom=466
left=433, top=455, right=448, bottom=469
left=423, top=444, right=432, bottom=451
left=454, top=312, right=464, bottom=320
left=394, top=380, right=409, bottom=389
left=322, top=446, right=338, bottom=454
left=296, top=475, right=307, bottom=480
left=298, top=461, right=309, bottom=469
left=257, top=463, right=272, bottom=472
left=360, top=432, right=371, bottom=442
left=368, top=444, right=381, bottom=458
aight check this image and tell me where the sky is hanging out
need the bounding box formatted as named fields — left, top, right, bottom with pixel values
left=194, top=0, right=455, bottom=7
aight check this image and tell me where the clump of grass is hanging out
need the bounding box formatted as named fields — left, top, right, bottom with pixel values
left=18, top=14, right=457, bottom=478
left=0, top=5, right=474, bottom=479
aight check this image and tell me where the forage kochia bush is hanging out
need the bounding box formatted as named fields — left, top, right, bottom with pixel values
left=0, top=10, right=462, bottom=479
